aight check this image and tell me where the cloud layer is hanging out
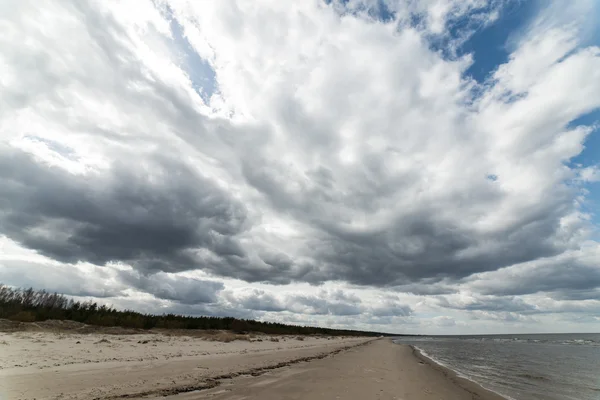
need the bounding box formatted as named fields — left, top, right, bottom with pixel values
left=1, top=0, right=599, bottom=333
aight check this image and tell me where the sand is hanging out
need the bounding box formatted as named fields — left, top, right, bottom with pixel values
left=0, top=323, right=506, bottom=400
left=175, top=340, right=508, bottom=400
left=0, top=325, right=368, bottom=400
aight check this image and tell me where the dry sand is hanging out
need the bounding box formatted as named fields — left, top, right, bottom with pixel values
left=0, top=321, right=506, bottom=400
left=0, top=322, right=368, bottom=400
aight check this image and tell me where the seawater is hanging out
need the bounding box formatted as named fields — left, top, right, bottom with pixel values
left=394, top=334, right=600, bottom=400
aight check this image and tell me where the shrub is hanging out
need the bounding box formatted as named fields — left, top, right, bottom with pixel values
left=11, top=311, right=36, bottom=322
left=0, top=284, right=386, bottom=337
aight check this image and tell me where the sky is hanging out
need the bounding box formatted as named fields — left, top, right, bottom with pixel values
left=1, top=0, right=600, bottom=335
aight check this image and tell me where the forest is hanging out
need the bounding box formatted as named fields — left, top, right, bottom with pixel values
left=0, top=284, right=391, bottom=336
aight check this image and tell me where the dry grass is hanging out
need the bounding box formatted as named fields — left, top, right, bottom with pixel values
left=155, top=329, right=253, bottom=343
left=208, top=332, right=251, bottom=343
left=0, top=320, right=307, bottom=344
left=0, top=319, right=143, bottom=335
left=138, top=330, right=253, bottom=343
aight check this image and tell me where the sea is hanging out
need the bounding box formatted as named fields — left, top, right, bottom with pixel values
left=393, top=334, right=600, bottom=400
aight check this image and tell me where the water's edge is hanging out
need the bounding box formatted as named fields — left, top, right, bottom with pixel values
left=406, top=344, right=512, bottom=400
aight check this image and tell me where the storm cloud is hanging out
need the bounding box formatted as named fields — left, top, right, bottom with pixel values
left=1, top=0, right=600, bottom=333
left=0, top=147, right=253, bottom=277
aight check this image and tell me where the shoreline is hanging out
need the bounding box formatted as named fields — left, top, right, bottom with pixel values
left=167, top=339, right=514, bottom=400
left=408, top=344, right=510, bottom=400
left=1, top=326, right=512, bottom=400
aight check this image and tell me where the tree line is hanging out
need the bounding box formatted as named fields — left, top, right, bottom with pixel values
left=0, top=284, right=390, bottom=336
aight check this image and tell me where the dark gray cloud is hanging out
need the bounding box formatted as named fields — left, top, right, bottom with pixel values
left=241, top=144, right=572, bottom=287
left=0, top=257, right=224, bottom=305
left=434, top=291, right=600, bottom=319
left=2, top=139, right=578, bottom=290
left=369, top=301, right=413, bottom=317
left=434, top=294, right=538, bottom=314
left=287, top=294, right=363, bottom=316
left=551, top=289, right=600, bottom=301
left=0, top=147, right=257, bottom=279
left=261, top=195, right=566, bottom=286
left=223, top=288, right=413, bottom=318
left=117, top=271, right=224, bottom=304
left=466, top=255, right=600, bottom=299
left=0, top=134, right=593, bottom=294
left=226, top=289, right=287, bottom=312
left=224, top=289, right=363, bottom=316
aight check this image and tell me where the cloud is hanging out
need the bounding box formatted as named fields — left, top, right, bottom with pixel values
left=152, top=0, right=600, bottom=287
left=222, top=287, right=412, bottom=318
left=369, top=299, right=413, bottom=317
left=434, top=292, right=538, bottom=313
left=430, top=316, right=457, bottom=327
left=223, top=288, right=364, bottom=316
left=469, top=311, right=538, bottom=323
left=0, top=259, right=125, bottom=298
left=223, top=289, right=287, bottom=312
left=577, top=166, right=600, bottom=183
left=0, top=147, right=255, bottom=277
left=465, top=245, right=600, bottom=298
left=117, top=270, right=224, bottom=304
left=1, top=0, right=600, bottom=333
left=287, top=294, right=363, bottom=316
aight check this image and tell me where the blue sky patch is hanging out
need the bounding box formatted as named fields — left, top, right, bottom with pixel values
left=458, top=0, right=538, bottom=83
left=168, top=12, right=217, bottom=103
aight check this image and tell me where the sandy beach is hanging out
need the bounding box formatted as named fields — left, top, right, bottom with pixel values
left=177, top=340, right=507, bottom=400
left=0, top=321, right=505, bottom=400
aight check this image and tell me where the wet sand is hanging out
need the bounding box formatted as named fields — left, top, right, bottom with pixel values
left=175, top=339, right=507, bottom=400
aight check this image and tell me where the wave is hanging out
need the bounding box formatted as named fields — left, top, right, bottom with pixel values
left=409, top=345, right=516, bottom=400
left=453, top=337, right=600, bottom=347
left=396, top=334, right=600, bottom=400
left=516, top=373, right=550, bottom=381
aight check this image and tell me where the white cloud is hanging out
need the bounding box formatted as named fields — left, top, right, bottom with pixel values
left=578, top=166, right=600, bottom=183
left=0, top=0, right=599, bottom=333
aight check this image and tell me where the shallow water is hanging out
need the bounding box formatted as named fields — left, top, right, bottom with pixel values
left=394, top=334, right=600, bottom=400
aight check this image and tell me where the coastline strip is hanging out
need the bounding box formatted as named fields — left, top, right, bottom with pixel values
left=175, top=339, right=511, bottom=400
left=1, top=330, right=511, bottom=400
left=409, top=345, right=510, bottom=400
